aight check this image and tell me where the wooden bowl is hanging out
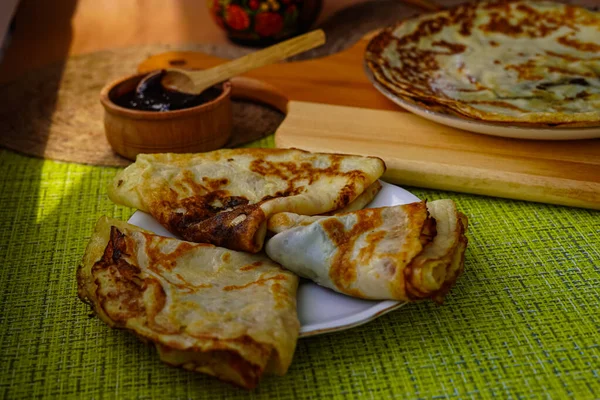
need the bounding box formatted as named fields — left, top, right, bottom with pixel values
left=100, top=72, right=233, bottom=160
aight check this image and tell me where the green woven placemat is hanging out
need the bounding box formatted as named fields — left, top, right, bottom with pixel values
left=1, top=143, right=599, bottom=399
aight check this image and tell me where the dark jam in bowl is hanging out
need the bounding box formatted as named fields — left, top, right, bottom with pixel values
left=113, top=72, right=223, bottom=112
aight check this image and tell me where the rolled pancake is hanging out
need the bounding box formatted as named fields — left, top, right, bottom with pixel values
left=77, top=217, right=299, bottom=389
left=265, top=200, right=467, bottom=302
left=404, top=200, right=468, bottom=303
left=108, top=149, right=385, bottom=253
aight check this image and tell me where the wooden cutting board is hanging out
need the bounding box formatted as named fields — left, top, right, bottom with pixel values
left=138, top=34, right=600, bottom=210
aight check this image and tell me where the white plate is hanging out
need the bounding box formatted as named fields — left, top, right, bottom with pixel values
left=128, top=181, right=420, bottom=338
left=365, top=65, right=600, bottom=141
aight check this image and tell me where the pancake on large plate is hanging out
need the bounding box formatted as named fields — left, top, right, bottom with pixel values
left=365, top=0, right=600, bottom=126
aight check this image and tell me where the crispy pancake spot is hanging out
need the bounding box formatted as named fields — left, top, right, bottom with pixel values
left=202, top=177, right=229, bottom=190
left=479, top=3, right=564, bottom=38
left=174, top=203, right=267, bottom=252
left=432, top=40, right=466, bottom=54
left=545, top=68, right=594, bottom=78
left=93, top=262, right=146, bottom=323
left=325, top=209, right=384, bottom=293
left=371, top=28, right=471, bottom=94
left=505, top=60, right=544, bottom=81
left=138, top=234, right=214, bottom=294
left=334, top=181, right=358, bottom=210
left=271, top=281, right=295, bottom=310
left=92, top=227, right=156, bottom=324
left=175, top=170, right=209, bottom=195
left=175, top=273, right=213, bottom=289
left=154, top=193, right=260, bottom=251
left=396, top=16, right=449, bottom=47
left=223, top=274, right=287, bottom=291
left=448, top=2, right=476, bottom=36
left=419, top=215, right=437, bottom=246
left=537, top=77, right=591, bottom=91
left=240, top=261, right=264, bottom=271
left=557, top=34, right=600, bottom=52
left=250, top=155, right=373, bottom=210
left=358, top=231, right=386, bottom=265
left=143, top=236, right=197, bottom=271
left=222, top=252, right=231, bottom=263
left=163, top=192, right=250, bottom=225
left=544, top=50, right=600, bottom=62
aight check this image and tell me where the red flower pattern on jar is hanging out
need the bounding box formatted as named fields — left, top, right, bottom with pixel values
left=254, top=12, right=284, bottom=37
left=249, top=0, right=260, bottom=10
left=226, top=4, right=250, bottom=30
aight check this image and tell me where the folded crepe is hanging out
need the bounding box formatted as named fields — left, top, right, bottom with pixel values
left=108, top=149, right=385, bottom=253
left=267, top=180, right=383, bottom=234
left=323, top=180, right=382, bottom=215
left=265, top=200, right=467, bottom=302
left=77, top=217, right=299, bottom=389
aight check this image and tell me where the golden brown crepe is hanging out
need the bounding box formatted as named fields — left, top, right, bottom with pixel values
left=77, top=216, right=299, bottom=389
left=365, top=0, right=600, bottom=126
left=265, top=200, right=467, bottom=302
left=108, top=149, right=385, bottom=253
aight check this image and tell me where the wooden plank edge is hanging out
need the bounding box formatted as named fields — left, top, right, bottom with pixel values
left=275, top=134, right=600, bottom=211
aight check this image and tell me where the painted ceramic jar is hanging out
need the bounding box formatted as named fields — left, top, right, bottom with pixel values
left=208, top=0, right=322, bottom=46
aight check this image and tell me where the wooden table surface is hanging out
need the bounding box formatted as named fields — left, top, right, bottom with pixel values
left=0, top=0, right=372, bottom=83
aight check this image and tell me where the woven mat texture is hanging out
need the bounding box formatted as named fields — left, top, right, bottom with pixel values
left=0, top=142, right=599, bottom=399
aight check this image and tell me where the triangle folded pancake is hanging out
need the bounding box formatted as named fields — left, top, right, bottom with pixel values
left=108, top=149, right=385, bottom=253
left=77, top=216, right=299, bottom=389
left=265, top=200, right=467, bottom=302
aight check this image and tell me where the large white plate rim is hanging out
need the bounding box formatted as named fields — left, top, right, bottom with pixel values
left=127, top=180, right=420, bottom=337
left=364, top=62, right=600, bottom=141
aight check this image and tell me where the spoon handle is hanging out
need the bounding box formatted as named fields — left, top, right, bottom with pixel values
left=191, top=29, right=326, bottom=90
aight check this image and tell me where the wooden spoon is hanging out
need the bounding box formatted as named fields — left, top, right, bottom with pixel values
left=137, top=29, right=326, bottom=96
